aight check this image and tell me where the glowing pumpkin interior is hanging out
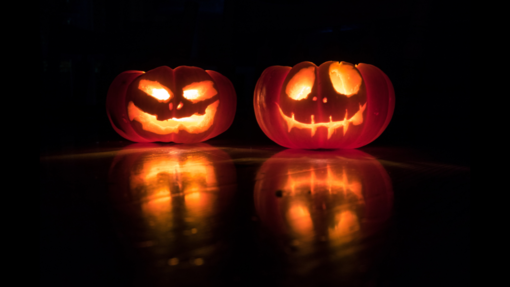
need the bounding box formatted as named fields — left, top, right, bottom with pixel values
left=138, top=80, right=173, bottom=102
left=286, top=66, right=316, bottom=101
left=278, top=61, right=366, bottom=139
left=128, top=80, right=219, bottom=135
left=329, top=62, right=362, bottom=96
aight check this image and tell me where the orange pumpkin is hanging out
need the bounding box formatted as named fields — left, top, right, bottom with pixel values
left=254, top=61, right=395, bottom=149
left=107, top=66, right=236, bottom=143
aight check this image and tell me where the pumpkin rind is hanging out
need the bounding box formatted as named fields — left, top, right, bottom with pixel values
left=253, top=61, right=394, bottom=149
left=107, top=66, right=236, bottom=143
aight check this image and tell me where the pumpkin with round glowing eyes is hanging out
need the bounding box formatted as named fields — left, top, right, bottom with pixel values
left=107, top=66, right=236, bottom=143
left=254, top=61, right=395, bottom=149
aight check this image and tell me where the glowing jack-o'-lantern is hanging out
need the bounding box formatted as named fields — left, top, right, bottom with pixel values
left=107, top=66, right=236, bottom=143
left=254, top=61, right=395, bottom=149
left=254, top=149, right=393, bottom=248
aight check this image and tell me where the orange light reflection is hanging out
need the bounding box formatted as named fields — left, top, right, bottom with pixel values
left=129, top=153, right=219, bottom=226
left=287, top=204, right=313, bottom=238
left=283, top=164, right=364, bottom=244
left=328, top=210, right=360, bottom=244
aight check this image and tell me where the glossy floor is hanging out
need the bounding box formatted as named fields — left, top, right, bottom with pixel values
left=40, top=142, right=470, bottom=287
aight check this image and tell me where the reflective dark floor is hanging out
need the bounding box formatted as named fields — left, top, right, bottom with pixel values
left=40, top=141, right=470, bottom=287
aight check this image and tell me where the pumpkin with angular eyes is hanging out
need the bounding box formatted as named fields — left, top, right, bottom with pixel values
left=107, top=66, right=236, bottom=143
left=254, top=61, right=395, bottom=149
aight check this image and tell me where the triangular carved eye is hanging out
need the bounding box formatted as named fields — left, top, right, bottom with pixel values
left=329, top=62, right=362, bottom=97
left=138, top=80, right=173, bottom=102
left=286, top=66, right=315, bottom=101
left=182, top=81, right=217, bottom=103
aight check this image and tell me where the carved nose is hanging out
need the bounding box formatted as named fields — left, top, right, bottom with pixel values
left=169, top=102, right=173, bottom=110
left=177, top=102, right=183, bottom=110
left=312, top=97, right=327, bottom=103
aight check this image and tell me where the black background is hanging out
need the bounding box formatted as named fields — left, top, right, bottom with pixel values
left=40, top=1, right=470, bottom=286
left=40, top=0, right=470, bottom=160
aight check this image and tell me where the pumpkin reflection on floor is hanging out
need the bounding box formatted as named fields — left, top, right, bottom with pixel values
left=108, top=143, right=236, bottom=285
left=254, top=149, right=393, bottom=256
left=129, top=148, right=219, bottom=230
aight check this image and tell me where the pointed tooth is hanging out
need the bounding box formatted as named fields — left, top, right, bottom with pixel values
left=343, top=109, right=349, bottom=135
left=327, top=127, right=334, bottom=139
left=343, top=121, right=349, bottom=135
left=287, top=122, right=293, bottom=132
left=287, top=113, right=294, bottom=132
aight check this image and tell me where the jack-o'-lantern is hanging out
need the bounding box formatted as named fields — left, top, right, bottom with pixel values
left=254, top=61, right=395, bottom=149
left=108, top=143, right=237, bottom=278
left=107, top=66, right=236, bottom=143
left=254, top=149, right=393, bottom=250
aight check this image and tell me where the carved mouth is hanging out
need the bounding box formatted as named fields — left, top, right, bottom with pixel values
left=277, top=103, right=367, bottom=139
left=128, top=100, right=219, bottom=135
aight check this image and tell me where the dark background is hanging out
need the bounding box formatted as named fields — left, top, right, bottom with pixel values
left=40, top=0, right=470, bottom=160
left=40, top=1, right=470, bottom=286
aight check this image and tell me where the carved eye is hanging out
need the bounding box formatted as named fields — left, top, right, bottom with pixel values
left=329, top=62, right=362, bottom=97
left=138, top=80, right=173, bottom=102
left=182, top=80, right=217, bottom=103
left=286, top=66, right=316, bottom=101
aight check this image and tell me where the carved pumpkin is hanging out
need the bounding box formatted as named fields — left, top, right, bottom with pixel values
left=254, top=149, right=393, bottom=247
left=107, top=66, right=236, bottom=143
left=254, top=61, right=395, bottom=149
